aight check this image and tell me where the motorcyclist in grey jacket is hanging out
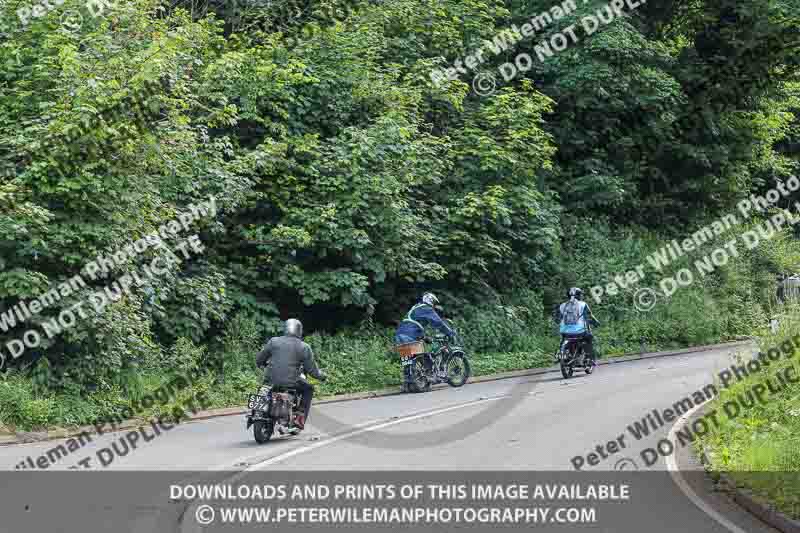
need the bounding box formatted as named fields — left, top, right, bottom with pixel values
left=256, top=319, right=326, bottom=429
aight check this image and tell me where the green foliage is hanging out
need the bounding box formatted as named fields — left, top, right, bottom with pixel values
left=159, top=337, right=206, bottom=374
left=218, top=312, right=264, bottom=372
left=697, top=308, right=800, bottom=518
left=154, top=270, right=233, bottom=343
left=0, top=372, right=51, bottom=429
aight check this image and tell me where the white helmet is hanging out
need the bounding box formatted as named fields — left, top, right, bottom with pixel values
left=422, top=293, right=440, bottom=307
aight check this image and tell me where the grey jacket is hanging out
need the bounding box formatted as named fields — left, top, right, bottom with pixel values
left=255, top=335, right=323, bottom=387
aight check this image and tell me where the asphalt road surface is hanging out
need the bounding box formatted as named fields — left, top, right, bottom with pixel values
left=0, top=343, right=785, bottom=533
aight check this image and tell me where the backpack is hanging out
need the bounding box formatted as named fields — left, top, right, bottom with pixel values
left=562, top=300, right=582, bottom=326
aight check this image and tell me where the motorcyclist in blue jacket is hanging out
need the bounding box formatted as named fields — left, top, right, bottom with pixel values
left=395, top=293, right=455, bottom=392
left=556, top=287, right=600, bottom=363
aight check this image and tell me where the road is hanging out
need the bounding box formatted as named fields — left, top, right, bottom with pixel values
left=0, top=343, right=784, bottom=532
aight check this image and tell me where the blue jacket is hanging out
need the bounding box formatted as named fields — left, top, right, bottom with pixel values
left=395, top=303, right=454, bottom=342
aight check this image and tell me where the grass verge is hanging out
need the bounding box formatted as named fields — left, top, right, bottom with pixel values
left=695, top=309, right=800, bottom=520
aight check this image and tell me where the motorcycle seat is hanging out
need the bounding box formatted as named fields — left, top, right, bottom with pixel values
left=271, top=385, right=297, bottom=392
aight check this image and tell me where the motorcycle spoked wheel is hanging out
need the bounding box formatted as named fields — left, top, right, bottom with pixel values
left=445, top=354, right=471, bottom=387
left=560, top=359, right=574, bottom=379
left=560, top=344, right=578, bottom=379
left=409, top=357, right=432, bottom=393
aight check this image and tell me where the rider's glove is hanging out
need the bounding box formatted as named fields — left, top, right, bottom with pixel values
left=317, top=370, right=328, bottom=382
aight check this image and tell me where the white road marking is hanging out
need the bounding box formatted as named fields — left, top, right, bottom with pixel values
left=248, top=396, right=507, bottom=470
left=665, top=402, right=750, bottom=533
left=179, top=395, right=507, bottom=533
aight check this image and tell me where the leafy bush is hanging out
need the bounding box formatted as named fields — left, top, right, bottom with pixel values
left=219, top=312, right=264, bottom=374
left=161, top=338, right=206, bottom=374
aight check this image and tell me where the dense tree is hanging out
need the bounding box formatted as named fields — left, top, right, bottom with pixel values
left=0, top=0, right=797, bottom=392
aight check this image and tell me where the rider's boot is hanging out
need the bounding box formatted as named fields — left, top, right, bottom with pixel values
left=294, top=414, right=306, bottom=430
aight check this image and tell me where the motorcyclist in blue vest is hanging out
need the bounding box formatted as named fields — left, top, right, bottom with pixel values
left=395, top=293, right=455, bottom=392
left=556, top=287, right=600, bottom=362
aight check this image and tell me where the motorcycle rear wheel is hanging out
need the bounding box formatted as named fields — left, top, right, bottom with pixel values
left=409, top=358, right=431, bottom=393
left=254, top=419, right=274, bottom=444
left=560, top=360, right=574, bottom=379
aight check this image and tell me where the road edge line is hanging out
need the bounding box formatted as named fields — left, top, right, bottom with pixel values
left=666, top=402, right=750, bottom=533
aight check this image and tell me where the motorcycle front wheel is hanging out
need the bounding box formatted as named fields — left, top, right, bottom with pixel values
left=446, top=354, right=471, bottom=387
left=253, top=419, right=274, bottom=443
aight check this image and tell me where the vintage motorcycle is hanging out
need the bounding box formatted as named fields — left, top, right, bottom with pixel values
left=398, top=330, right=471, bottom=393
left=556, top=334, right=596, bottom=379
left=245, top=377, right=305, bottom=443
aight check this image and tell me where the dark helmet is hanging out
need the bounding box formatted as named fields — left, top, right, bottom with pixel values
left=568, top=287, right=583, bottom=300
left=284, top=318, right=303, bottom=338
